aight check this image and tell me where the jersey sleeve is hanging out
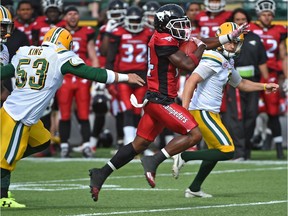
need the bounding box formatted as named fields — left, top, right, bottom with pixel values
left=229, top=67, right=242, bottom=87
left=60, top=61, right=109, bottom=83
left=200, top=51, right=223, bottom=74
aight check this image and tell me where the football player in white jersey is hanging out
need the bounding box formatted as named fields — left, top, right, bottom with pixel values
left=0, top=26, right=144, bottom=206
left=172, top=22, right=279, bottom=198
left=0, top=5, right=28, bottom=208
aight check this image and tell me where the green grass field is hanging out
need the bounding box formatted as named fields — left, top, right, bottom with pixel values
left=1, top=149, right=287, bottom=216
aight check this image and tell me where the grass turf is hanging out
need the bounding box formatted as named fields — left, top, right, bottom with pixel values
left=1, top=149, right=287, bottom=216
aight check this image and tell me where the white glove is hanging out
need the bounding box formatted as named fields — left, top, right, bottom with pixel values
left=0, top=44, right=9, bottom=66
left=105, top=19, right=119, bottom=33
left=190, top=37, right=207, bottom=48
left=230, top=22, right=250, bottom=40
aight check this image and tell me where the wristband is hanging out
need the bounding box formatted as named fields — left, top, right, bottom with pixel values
left=117, top=73, right=129, bottom=82
left=219, top=34, right=231, bottom=45
left=263, top=83, right=267, bottom=91
left=188, top=53, right=200, bottom=66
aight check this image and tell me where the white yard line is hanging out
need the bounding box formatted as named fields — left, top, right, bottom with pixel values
left=66, top=200, right=288, bottom=216
left=22, top=157, right=288, bottom=165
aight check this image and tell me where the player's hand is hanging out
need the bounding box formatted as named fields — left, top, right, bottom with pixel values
left=190, top=37, right=207, bottom=48
left=127, top=74, right=145, bottom=86
left=105, top=19, right=119, bottom=33
left=230, top=22, right=250, bottom=40
left=265, top=83, right=279, bottom=93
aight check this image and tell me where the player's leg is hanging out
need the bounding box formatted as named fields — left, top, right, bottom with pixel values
left=57, top=81, right=74, bottom=158
left=140, top=102, right=202, bottom=188
left=175, top=110, right=234, bottom=197
left=0, top=108, right=29, bottom=207
left=118, top=83, right=136, bottom=145
left=89, top=110, right=159, bottom=202
left=75, top=80, right=92, bottom=157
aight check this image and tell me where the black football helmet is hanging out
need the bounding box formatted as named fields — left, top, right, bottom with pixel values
left=142, top=1, right=161, bottom=29
left=154, top=4, right=191, bottom=40
left=124, top=6, right=144, bottom=33
left=106, top=0, right=127, bottom=23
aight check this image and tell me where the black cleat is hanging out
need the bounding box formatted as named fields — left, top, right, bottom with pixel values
left=89, top=168, right=105, bottom=202
left=141, top=156, right=157, bottom=188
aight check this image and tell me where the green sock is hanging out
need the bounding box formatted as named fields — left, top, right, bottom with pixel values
left=189, top=160, right=217, bottom=192
left=1, top=169, right=11, bottom=198
left=181, top=149, right=234, bottom=162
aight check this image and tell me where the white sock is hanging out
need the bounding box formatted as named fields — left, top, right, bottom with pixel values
left=123, top=126, right=136, bottom=145
left=90, top=137, right=98, bottom=148
left=60, top=143, right=69, bottom=149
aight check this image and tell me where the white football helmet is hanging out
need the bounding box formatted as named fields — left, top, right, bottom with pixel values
left=42, top=0, right=63, bottom=14
left=255, top=0, right=276, bottom=16
left=204, top=0, right=226, bottom=13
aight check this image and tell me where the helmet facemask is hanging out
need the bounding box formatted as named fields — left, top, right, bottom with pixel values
left=106, top=9, right=126, bottom=24
left=204, top=0, right=226, bottom=13
left=166, top=17, right=191, bottom=41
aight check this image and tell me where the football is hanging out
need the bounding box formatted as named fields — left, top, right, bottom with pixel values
left=179, top=40, right=198, bottom=55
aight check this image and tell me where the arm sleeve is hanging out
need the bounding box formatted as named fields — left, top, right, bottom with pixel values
left=0, top=64, right=15, bottom=80
left=61, top=60, right=111, bottom=83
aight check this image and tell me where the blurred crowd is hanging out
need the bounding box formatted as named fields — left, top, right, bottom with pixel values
left=1, top=0, right=287, bottom=160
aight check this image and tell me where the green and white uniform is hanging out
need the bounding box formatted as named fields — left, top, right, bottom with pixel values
left=189, top=50, right=242, bottom=113
left=2, top=42, right=115, bottom=126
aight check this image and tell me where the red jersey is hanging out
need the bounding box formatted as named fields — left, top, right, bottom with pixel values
left=95, top=25, right=107, bottom=68
left=106, top=26, right=153, bottom=75
left=195, top=10, right=232, bottom=38
left=31, top=16, right=66, bottom=45
left=147, top=31, right=180, bottom=99
left=250, top=22, right=287, bottom=71
left=70, top=26, right=95, bottom=64
left=14, top=18, right=36, bottom=44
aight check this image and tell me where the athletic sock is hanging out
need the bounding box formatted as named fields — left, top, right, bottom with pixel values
left=101, top=143, right=137, bottom=177
left=189, top=160, right=217, bottom=192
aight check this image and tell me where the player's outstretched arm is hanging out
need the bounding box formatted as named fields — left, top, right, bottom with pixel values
left=202, top=23, right=250, bottom=50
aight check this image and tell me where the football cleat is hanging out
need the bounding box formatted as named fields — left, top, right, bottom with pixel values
left=141, top=156, right=157, bottom=188
left=89, top=168, right=105, bottom=202
left=0, top=198, right=26, bottom=208
left=184, top=188, right=212, bottom=198
left=172, top=153, right=185, bottom=179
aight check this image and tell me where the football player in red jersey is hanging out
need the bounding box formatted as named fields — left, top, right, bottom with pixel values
left=14, top=0, right=36, bottom=44
left=185, top=2, right=202, bottom=38
left=249, top=0, right=287, bottom=159
left=31, top=0, right=65, bottom=46
left=142, top=1, right=160, bottom=30
left=196, top=0, right=231, bottom=38
left=88, top=3, right=249, bottom=202
left=94, top=0, right=127, bottom=149
left=56, top=6, right=99, bottom=158
left=105, top=5, right=153, bottom=145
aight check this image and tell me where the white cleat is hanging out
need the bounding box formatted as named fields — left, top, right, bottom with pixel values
left=172, top=153, right=185, bottom=179
left=72, top=145, right=84, bottom=153
left=184, top=188, right=212, bottom=198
